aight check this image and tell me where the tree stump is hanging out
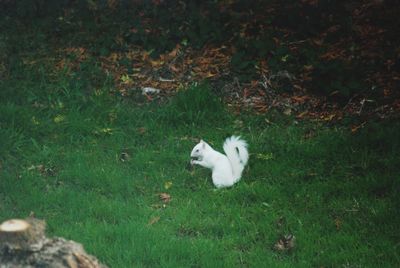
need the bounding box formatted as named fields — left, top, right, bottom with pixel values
left=0, top=218, right=108, bottom=268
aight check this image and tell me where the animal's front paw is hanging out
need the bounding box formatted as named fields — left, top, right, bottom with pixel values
left=186, top=161, right=194, bottom=171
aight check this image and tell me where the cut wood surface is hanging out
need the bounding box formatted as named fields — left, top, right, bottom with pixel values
left=0, top=218, right=108, bottom=268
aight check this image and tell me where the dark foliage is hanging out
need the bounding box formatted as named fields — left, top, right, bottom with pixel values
left=1, top=0, right=399, bottom=101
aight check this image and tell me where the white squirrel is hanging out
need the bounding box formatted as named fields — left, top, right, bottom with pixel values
left=190, top=136, right=249, bottom=188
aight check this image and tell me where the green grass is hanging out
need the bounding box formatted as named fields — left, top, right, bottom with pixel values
left=1, top=4, right=399, bottom=266
left=1, top=75, right=399, bottom=267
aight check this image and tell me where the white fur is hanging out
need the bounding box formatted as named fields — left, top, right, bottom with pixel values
left=190, top=136, right=249, bottom=188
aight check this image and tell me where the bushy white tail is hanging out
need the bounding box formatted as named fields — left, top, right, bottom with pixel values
left=223, top=136, right=249, bottom=182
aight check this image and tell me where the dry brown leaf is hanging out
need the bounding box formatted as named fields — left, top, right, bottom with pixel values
left=296, top=111, right=309, bottom=119
left=168, top=45, right=181, bottom=58
left=351, top=122, right=366, bottom=133
left=159, top=193, right=171, bottom=203
left=148, top=216, right=160, bottom=225
left=283, top=108, right=292, bottom=116
left=291, top=95, right=310, bottom=103
left=273, top=234, right=296, bottom=252
left=169, top=65, right=180, bottom=73
left=150, top=60, right=164, bottom=67
left=204, top=72, right=217, bottom=78
left=324, top=114, right=336, bottom=121
left=138, top=127, right=147, bottom=134
left=335, top=218, right=342, bottom=230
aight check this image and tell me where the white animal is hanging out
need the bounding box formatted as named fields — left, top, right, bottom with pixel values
left=190, top=136, right=249, bottom=188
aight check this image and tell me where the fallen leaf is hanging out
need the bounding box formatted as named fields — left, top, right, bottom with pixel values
left=323, top=113, right=336, bottom=121
left=351, top=122, right=366, bottom=133
left=29, top=164, right=56, bottom=177
left=119, top=152, right=131, bottom=162
left=274, top=240, right=286, bottom=251
left=335, top=218, right=342, bottom=230
left=204, top=71, right=217, bottom=78
left=164, top=181, right=173, bottom=190
left=291, top=95, right=309, bottom=104
left=137, top=127, right=146, bottom=134
left=150, top=60, right=164, bottom=67
left=273, top=234, right=296, bottom=252
left=36, top=164, right=45, bottom=173
left=168, top=44, right=181, bottom=58
left=148, top=216, right=160, bottom=225
left=283, top=108, right=292, bottom=116
left=159, top=193, right=171, bottom=203
left=296, top=111, right=308, bottom=119
left=93, top=128, right=113, bottom=136
left=169, top=65, right=180, bottom=73
left=120, top=74, right=133, bottom=84
left=27, top=165, right=36, bottom=171
left=53, top=115, right=65, bottom=123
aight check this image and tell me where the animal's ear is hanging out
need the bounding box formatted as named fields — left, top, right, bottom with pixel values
left=202, top=141, right=206, bottom=149
left=200, top=139, right=204, bottom=143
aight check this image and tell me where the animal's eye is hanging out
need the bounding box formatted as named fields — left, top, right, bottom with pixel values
left=196, top=149, right=199, bottom=152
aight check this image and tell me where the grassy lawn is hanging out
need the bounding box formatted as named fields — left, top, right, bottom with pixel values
left=1, top=76, right=399, bottom=267
left=1, top=3, right=400, bottom=266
